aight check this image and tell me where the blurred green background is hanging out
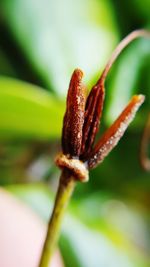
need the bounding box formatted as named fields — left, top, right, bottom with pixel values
left=0, top=0, right=150, bottom=266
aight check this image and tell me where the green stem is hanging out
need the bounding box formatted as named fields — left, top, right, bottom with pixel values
left=39, top=169, right=76, bottom=267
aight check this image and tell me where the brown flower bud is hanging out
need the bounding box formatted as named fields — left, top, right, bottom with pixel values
left=62, top=69, right=86, bottom=157
left=88, top=95, right=145, bottom=169
left=81, top=80, right=105, bottom=158
left=57, top=30, right=149, bottom=182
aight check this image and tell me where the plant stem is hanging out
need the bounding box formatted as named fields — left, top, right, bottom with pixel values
left=39, top=169, right=76, bottom=267
left=99, top=29, right=150, bottom=85
left=140, top=113, right=150, bottom=171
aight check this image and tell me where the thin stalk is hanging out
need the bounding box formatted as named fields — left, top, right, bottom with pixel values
left=39, top=169, right=76, bottom=267
left=99, top=29, right=150, bottom=85
left=140, top=113, right=150, bottom=171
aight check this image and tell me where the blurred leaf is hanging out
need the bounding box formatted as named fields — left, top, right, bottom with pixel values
left=61, top=216, right=149, bottom=267
left=87, top=131, right=150, bottom=198
left=0, top=48, right=16, bottom=76
left=0, top=76, right=64, bottom=140
left=1, top=0, right=118, bottom=96
left=132, top=0, right=150, bottom=22
left=6, top=184, right=53, bottom=221
left=6, top=184, right=150, bottom=267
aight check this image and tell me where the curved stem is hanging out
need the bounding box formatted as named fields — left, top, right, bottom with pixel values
left=99, top=29, right=150, bottom=85
left=39, top=169, right=76, bottom=267
left=140, top=113, right=150, bottom=171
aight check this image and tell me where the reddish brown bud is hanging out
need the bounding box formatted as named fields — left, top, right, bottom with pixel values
left=58, top=30, right=149, bottom=181
left=81, top=81, right=105, bottom=157
left=62, top=69, right=86, bottom=156
left=88, top=95, right=145, bottom=169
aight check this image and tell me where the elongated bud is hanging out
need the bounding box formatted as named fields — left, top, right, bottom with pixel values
left=88, top=95, right=145, bottom=169
left=81, top=81, right=105, bottom=158
left=62, top=69, right=86, bottom=157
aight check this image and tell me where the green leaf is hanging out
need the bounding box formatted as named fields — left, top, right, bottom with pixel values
left=0, top=76, right=64, bottom=140
left=0, top=48, right=16, bottom=76
left=1, top=0, right=119, bottom=96
left=132, top=0, right=150, bottom=22
left=60, top=216, right=148, bottom=267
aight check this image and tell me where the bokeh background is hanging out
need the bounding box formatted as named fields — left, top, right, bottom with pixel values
left=0, top=0, right=150, bottom=266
